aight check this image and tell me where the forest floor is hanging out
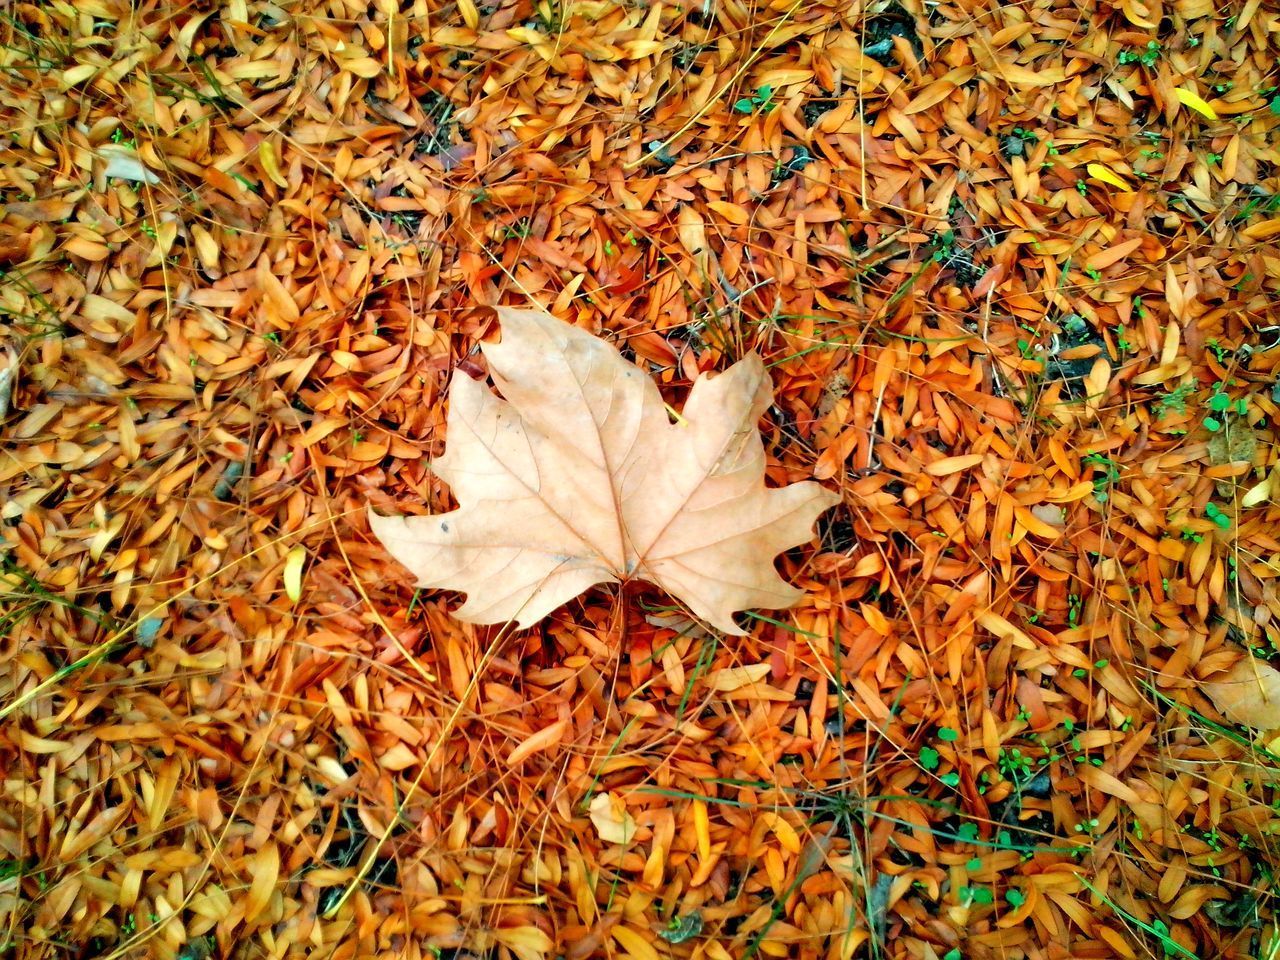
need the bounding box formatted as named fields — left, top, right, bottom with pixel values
left=1, top=1, right=1280, bottom=958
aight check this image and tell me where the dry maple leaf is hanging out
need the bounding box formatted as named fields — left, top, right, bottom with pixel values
left=369, top=307, right=838, bottom=634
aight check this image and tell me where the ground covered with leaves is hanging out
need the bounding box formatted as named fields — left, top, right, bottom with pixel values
left=2, top=0, right=1280, bottom=958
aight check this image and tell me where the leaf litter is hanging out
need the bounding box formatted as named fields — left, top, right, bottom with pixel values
left=0, top=1, right=1278, bottom=959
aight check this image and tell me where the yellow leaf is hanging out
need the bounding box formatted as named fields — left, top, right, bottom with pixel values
left=493, top=926, right=554, bottom=960
left=693, top=798, right=710, bottom=861
left=1174, top=87, right=1218, bottom=121
left=258, top=139, right=289, bottom=188
left=762, top=812, right=801, bottom=854
left=1242, top=218, right=1280, bottom=241
left=1086, top=163, right=1131, bottom=192
left=59, top=63, right=100, bottom=90
left=612, top=926, right=662, bottom=960
left=284, top=546, right=305, bottom=603
left=976, top=611, right=1035, bottom=649
left=456, top=0, right=479, bottom=29
left=190, top=225, right=220, bottom=273
left=1013, top=505, right=1063, bottom=540
left=244, top=844, right=279, bottom=923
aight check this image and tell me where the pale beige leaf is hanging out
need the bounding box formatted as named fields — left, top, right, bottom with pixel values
left=369, top=308, right=837, bottom=634
left=1204, top=658, right=1280, bottom=730
left=677, top=205, right=709, bottom=270
left=589, top=792, right=637, bottom=845
left=704, top=662, right=771, bottom=692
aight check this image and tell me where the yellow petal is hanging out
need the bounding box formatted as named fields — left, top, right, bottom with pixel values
left=1086, top=163, right=1132, bottom=192
left=1174, top=88, right=1218, bottom=121
left=284, top=546, right=305, bottom=603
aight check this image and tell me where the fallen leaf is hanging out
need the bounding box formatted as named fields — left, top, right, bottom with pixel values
left=493, top=926, right=555, bottom=960
left=506, top=719, right=568, bottom=765
left=612, top=926, right=661, bottom=960
left=101, top=144, right=159, bottom=184
left=258, top=138, right=289, bottom=188
left=1204, top=658, right=1280, bottom=730
left=370, top=308, right=838, bottom=634
left=1241, top=474, right=1273, bottom=509
left=924, top=453, right=984, bottom=476
left=704, top=663, right=771, bottom=692
left=1174, top=87, right=1218, bottom=121
left=284, top=546, right=305, bottom=603
left=1086, top=163, right=1131, bottom=192
left=589, top=792, right=637, bottom=844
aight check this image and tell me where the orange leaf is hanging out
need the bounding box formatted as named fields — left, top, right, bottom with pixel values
left=1083, top=237, right=1143, bottom=272
left=924, top=454, right=985, bottom=476
left=706, top=200, right=749, bottom=225
left=507, top=719, right=568, bottom=766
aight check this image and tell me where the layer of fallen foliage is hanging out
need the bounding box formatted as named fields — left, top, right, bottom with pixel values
left=2, top=0, right=1279, bottom=958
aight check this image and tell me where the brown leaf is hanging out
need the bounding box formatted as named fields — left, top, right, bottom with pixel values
left=370, top=308, right=837, bottom=633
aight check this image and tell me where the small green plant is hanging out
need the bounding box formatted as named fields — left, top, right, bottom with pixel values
left=960, top=886, right=994, bottom=906
left=1067, top=592, right=1082, bottom=625
left=733, top=85, right=775, bottom=113
left=501, top=219, right=532, bottom=240
left=1117, top=40, right=1161, bottom=67
left=110, top=126, right=137, bottom=149
left=1082, top=453, right=1120, bottom=502
left=1203, top=381, right=1247, bottom=431
left=1205, top=502, right=1232, bottom=530
left=1205, top=339, right=1231, bottom=363
left=998, top=747, right=1035, bottom=784
left=1073, top=816, right=1100, bottom=836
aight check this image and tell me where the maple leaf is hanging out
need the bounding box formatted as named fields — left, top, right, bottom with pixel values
left=369, top=307, right=838, bottom=634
